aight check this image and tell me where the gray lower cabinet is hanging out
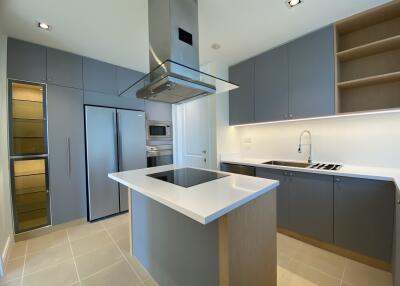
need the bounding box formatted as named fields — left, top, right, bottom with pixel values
left=254, top=45, right=289, bottom=122
left=47, top=85, right=86, bottom=225
left=256, top=168, right=290, bottom=229
left=334, top=176, right=395, bottom=262
left=7, top=38, right=46, bottom=83
left=289, top=172, right=334, bottom=243
left=288, top=26, right=335, bottom=119
left=47, top=48, right=83, bottom=89
left=83, top=58, right=117, bottom=95
left=229, top=59, right=255, bottom=125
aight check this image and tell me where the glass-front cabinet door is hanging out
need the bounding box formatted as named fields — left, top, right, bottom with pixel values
left=8, top=80, right=50, bottom=233
left=9, top=81, right=47, bottom=156
left=11, top=158, right=50, bottom=233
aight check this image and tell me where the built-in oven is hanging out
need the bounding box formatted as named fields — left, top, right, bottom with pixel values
left=147, top=145, right=173, bottom=167
left=146, top=120, right=172, bottom=141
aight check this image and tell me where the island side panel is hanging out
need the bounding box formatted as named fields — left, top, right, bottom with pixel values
left=131, top=191, right=219, bottom=286
left=219, top=189, right=277, bottom=286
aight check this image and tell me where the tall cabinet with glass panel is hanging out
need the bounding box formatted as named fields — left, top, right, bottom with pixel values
left=9, top=80, right=50, bottom=233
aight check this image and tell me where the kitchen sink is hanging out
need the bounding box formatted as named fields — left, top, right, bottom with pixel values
left=262, top=161, right=343, bottom=171
left=262, top=160, right=311, bottom=168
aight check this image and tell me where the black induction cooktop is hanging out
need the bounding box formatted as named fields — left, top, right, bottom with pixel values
left=147, top=168, right=229, bottom=188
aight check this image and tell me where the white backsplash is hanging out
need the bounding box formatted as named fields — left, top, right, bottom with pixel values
left=231, top=111, right=400, bottom=169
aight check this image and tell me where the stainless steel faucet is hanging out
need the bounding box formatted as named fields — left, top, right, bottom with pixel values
left=298, top=130, right=312, bottom=164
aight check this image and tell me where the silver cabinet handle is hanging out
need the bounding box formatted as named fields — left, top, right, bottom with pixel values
left=335, top=178, right=340, bottom=182
left=67, top=136, right=71, bottom=176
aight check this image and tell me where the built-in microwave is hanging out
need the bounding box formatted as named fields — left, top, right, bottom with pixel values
left=146, top=120, right=173, bottom=141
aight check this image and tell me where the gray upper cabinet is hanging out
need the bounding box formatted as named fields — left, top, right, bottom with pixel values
left=288, top=26, right=335, bottom=119
left=229, top=59, right=255, bottom=125
left=228, top=25, right=335, bottom=125
left=334, top=176, right=395, bottom=262
left=116, top=66, right=144, bottom=95
left=289, top=172, right=334, bottom=243
left=256, top=168, right=290, bottom=229
left=7, top=38, right=46, bottom=83
left=145, top=101, right=172, bottom=122
left=47, top=48, right=83, bottom=89
left=47, top=85, right=86, bottom=225
left=116, top=66, right=145, bottom=110
left=83, top=58, right=117, bottom=95
left=254, top=45, right=289, bottom=122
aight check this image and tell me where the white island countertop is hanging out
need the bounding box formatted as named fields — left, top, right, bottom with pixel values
left=109, top=164, right=279, bottom=224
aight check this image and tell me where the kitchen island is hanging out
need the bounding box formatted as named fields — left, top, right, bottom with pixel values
left=109, top=165, right=279, bottom=286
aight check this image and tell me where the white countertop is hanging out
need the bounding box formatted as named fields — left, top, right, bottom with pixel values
left=221, top=157, right=400, bottom=190
left=108, top=165, right=279, bottom=225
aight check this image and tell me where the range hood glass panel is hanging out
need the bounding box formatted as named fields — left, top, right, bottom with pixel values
left=119, top=60, right=239, bottom=100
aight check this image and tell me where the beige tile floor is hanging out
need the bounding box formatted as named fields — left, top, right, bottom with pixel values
left=1, top=213, right=393, bottom=286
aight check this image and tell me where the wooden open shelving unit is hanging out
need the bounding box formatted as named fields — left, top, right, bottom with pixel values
left=335, top=0, right=400, bottom=113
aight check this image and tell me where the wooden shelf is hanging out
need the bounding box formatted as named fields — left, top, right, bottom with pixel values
left=337, top=71, right=400, bottom=89
left=337, top=35, right=400, bottom=61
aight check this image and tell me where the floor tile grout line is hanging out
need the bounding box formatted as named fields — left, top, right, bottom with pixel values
left=18, top=257, right=75, bottom=279
left=78, top=258, right=124, bottom=283
left=67, top=228, right=82, bottom=284
left=19, top=242, right=28, bottom=286
left=101, top=221, right=145, bottom=285
left=339, top=259, right=348, bottom=286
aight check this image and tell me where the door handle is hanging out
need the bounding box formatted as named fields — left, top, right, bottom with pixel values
left=67, top=136, right=71, bottom=176
left=202, top=150, right=207, bottom=163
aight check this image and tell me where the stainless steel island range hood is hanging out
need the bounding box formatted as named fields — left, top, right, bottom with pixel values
left=120, top=0, right=238, bottom=104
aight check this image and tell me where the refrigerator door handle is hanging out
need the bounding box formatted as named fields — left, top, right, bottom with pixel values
left=113, top=112, right=118, bottom=171
left=67, top=136, right=71, bottom=176
left=117, top=112, right=122, bottom=171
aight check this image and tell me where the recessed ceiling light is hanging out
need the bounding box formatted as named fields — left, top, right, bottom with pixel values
left=37, top=21, right=52, bottom=31
left=287, top=0, right=302, bottom=8
left=211, top=43, right=221, bottom=50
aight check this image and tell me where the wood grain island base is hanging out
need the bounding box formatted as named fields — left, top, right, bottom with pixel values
left=130, top=189, right=277, bottom=286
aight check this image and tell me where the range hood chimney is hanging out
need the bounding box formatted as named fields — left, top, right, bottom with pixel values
left=121, top=0, right=238, bottom=104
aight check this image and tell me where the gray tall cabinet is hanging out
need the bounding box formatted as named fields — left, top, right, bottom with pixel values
left=7, top=37, right=153, bottom=230
left=47, top=85, right=86, bottom=224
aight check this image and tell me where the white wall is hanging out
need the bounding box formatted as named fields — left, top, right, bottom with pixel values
left=234, top=111, right=400, bottom=169
left=173, top=62, right=241, bottom=170
left=0, top=34, right=13, bottom=273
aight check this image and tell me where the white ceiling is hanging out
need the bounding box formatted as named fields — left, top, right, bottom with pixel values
left=0, top=0, right=391, bottom=73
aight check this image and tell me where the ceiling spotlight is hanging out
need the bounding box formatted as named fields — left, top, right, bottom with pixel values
left=211, top=43, right=221, bottom=50
left=287, top=0, right=302, bottom=8
left=37, top=21, right=52, bottom=31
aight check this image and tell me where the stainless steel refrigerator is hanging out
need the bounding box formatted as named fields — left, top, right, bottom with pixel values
left=85, top=106, right=146, bottom=221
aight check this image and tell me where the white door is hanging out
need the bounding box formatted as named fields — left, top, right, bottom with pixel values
left=174, top=97, right=210, bottom=168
